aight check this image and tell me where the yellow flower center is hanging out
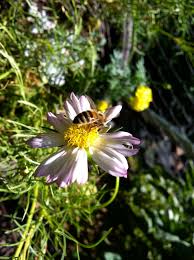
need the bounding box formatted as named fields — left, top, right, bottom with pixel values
left=64, top=124, right=99, bottom=149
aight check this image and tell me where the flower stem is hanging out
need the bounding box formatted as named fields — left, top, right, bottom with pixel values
left=14, top=183, right=39, bottom=259
left=20, top=224, right=36, bottom=260
left=99, top=176, right=120, bottom=209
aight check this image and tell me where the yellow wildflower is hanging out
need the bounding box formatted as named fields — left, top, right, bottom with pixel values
left=129, top=85, right=153, bottom=112
left=97, top=100, right=109, bottom=112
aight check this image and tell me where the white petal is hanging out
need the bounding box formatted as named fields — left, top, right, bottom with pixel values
left=79, top=95, right=91, bottom=111
left=47, top=112, right=71, bottom=133
left=91, top=148, right=128, bottom=175
left=70, top=92, right=82, bottom=114
left=47, top=149, right=76, bottom=185
left=113, top=147, right=139, bottom=157
left=100, top=147, right=128, bottom=169
left=104, top=105, right=122, bottom=122
left=56, top=148, right=88, bottom=187
left=101, top=131, right=131, bottom=139
left=73, top=149, right=88, bottom=184
left=108, top=170, right=128, bottom=178
left=35, top=149, right=66, bottom=177
left=27, top=132, right=64, bottom=148
left=84, top=95, right=96, bottom=109
left=100, top=131, right=141, bottom=145
left=55, top=150, right=77, bottom=187
left=64, top=100, right=77, bottom=120
left=101, top=143, right=139, bottom=156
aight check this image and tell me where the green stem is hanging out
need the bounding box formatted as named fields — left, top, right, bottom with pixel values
left=98, top=177, right=120, bottom=209
left=76, top=243, right=80, bottom=260
left=14, top=183, right=39, bottom=259
left=20, top=224, right=36, bottom=260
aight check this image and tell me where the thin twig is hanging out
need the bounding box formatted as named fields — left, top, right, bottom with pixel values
left=122, top=14, right=133, bottom=67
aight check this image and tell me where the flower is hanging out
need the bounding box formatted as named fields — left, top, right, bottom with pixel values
left=27, top=93, right=140, bottom=187
left=97, top=99, right=110, bottom=112
left=129, top=85, right=153, bottom=112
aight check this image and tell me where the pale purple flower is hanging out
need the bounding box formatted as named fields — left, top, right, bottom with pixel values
left=27, top=93, right=140, bottom=187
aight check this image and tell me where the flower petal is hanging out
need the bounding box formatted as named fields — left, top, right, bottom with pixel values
left=79, top=95, right=92, bottom=111
left=113, top=147, right=139, bottom=157
left=102, top=147, right=128, bottom=169
left=27, top=132, right=64, bottom=148
left=55, top=150, right=77, bottom=187
left=37, top=148, right=78, bottom=186
left=84, top=95, right=97, bottom=109
left=47, top=112, right=71, bottom=133
left=35, top=149, right=66, bottom=178
left=71, top=149, right=88, bottom=184
left=101, top=143, right=139, bottom=156
left=108, top=170, right=128, bottom=178
left=100, top=131, right=141, bottom=145
left=91, top=147, right=128, bottom=177
left=104, top=105, right=122, bottom=122
left=69, top=92, right=82, bottom=114
left=64, top=100, right=77, bottom=120
left=56, top=148, right=88, bottom=187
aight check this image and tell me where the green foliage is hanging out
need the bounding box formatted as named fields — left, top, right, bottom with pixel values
left=104, top=50, right=132, bottom=100
left=119, top=163, right=194, bottom=259
left=103, top=53, right=148, bottom=101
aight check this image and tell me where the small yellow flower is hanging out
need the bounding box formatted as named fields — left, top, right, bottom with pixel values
left=97, top=100, right=109, bottom=112
left=129, top=85, right=153, bottom=112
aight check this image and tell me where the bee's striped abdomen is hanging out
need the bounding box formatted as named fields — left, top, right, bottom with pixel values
left=73, top=110, right=96, bottom=124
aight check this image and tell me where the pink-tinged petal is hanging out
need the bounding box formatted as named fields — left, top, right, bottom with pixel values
left=101, top=131, right=132, bottom=139
left=126, top=136, right=141, bottom=145
left=104, top=105, right=122, bottom=122
left=56, top=148, right=88, bottom=187
left=100, top=147, right=128, bottom=169
left=100, top=131, right=141, bottom=145
left=39, top=148, right=76, bottom=185
left=47, top=112, right=71, bottom=133
left=101, top=143, right=139, bottom=157
left=46, top=175, right=58, bottom=183
left=69, top=92, right=82, bottom=114
left=79, top=95, right=91, bottom=111
left=114, top=147, right=139, bottom=156
left=35, top=149, right=66, bottom=177
left=109, top=170, right=128, bottom=178
left=93, top=152, right=127, bottom=176
left=71, top=148, right=84, bottom=183
left=91, top=148, right=128, bottom=176
left=73, top=149, right=88, bottom=184
left=27, top=133, right=64, bottom=148
left=55, top=151, right=77, bottom=187
left=64, top=100, right=77, bottom=120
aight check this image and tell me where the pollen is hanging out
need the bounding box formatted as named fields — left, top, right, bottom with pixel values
left=64, top=124, right=99, bottom=149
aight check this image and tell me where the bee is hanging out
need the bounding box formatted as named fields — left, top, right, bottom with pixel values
left=73, top=109, right=107, bottom=128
